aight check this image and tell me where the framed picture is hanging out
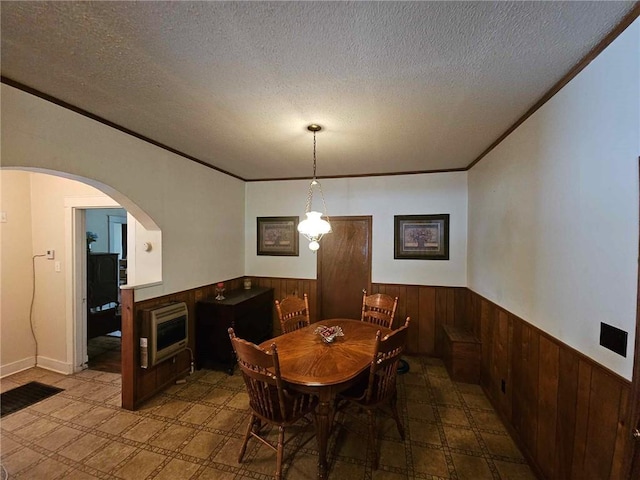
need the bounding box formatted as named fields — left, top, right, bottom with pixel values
left=257, top=216, right=299, bottom=256
left=394, top=214, right=450, bottom=260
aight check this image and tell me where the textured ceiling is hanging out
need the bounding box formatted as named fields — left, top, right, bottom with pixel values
left=1, top=1, right=636, bottom=180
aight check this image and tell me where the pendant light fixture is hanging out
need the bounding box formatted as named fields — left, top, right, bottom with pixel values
left=298, top=124, right=331, bottom=251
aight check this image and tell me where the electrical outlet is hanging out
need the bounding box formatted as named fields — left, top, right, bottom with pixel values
left=501, top=379, right=506, bottom=393
left=46, top=249, right=55, bottom=260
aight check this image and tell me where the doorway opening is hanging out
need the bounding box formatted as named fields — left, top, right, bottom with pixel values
left=85, top=208, right=127, bottom=374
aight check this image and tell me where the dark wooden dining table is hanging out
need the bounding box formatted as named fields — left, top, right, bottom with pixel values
left=260, top=318, right=390, bottom=480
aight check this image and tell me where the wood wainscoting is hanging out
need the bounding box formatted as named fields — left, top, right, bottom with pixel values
left=121, top=276, right=316, bottom=409
left=370, top=284, right=469, bottom=356
left=122, top=277, right=632, bottom=479
left=122, top=277, right=246, bottom=410
left=251, top=276, right=317, bottom=336
left=468, top=290, right=631, bottom=480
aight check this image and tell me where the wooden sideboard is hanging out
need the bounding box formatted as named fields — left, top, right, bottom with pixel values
left=196, top=287, right=273, bottom=374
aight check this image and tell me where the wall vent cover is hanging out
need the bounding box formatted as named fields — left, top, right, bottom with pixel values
left=599, top=322, right=627, bottom=357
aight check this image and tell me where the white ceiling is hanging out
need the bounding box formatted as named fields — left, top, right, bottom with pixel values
left=1, top=1, right=636, bottom=180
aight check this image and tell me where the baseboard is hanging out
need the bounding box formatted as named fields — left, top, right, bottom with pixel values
left=0, top=356, right=36, bottom=378
left=36, top=355, right=74, bottom=375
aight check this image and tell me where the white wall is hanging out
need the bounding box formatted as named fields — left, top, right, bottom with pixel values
left=246, top=172, right=468, bottom=286
left=2, top=84, right=246, bottom=301
left=0, top=171, right=37, bottom=375
left=468, top=19, right=639, bottom=380
left=0, top=171, right=113, bottom=374
left=29, top=174, right=110, bottom=371
left=2, top=84, right=245, bottom=374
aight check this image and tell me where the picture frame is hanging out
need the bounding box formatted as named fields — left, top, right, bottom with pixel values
left=394, top=214, right=450, bottom=260
left=257, top=216, right=299, bottom=256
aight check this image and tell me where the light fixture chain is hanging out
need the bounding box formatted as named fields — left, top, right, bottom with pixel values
left=317, top=181, right=331, bottom=225
left=299, top=123, right=331, bottom=251
left=304, top=181, right=314, bottom=213
left=312, top=131, right=317, bottom=178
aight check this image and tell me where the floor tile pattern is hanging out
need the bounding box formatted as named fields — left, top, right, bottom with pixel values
left=0, top=357, right=536, bottom=479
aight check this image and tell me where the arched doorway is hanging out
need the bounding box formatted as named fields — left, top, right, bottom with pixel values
left=0, top=168, right=162, bottom=380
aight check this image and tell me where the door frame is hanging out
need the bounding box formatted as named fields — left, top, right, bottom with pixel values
left=64, top=196, right=120, bottom=372
left=625, top=157, right=640, bottom=477
left=316, top=215, right=372, bottom=320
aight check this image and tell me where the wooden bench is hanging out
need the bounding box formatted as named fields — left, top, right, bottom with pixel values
left=441, top=324, right=481, bottom=384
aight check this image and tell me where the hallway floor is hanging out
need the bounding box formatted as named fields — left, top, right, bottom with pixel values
left=0, top=357, right=536, bottom=479
left=87, top=334, right=121, bottom=374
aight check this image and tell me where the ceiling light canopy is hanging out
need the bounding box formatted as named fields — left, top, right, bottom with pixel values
left=298, top=124, right=331, bottom=251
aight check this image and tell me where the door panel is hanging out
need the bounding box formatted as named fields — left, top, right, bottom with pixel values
left=317, top=216, right=372, bottom=320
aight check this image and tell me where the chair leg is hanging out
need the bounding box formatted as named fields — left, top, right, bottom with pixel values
left=239, top=414, right=258, bottom=463
left=390, top=393, right=405, bottom=440
left=275, top=425, right=285, bottom=480
left=366, top=409, right=379, bottom=470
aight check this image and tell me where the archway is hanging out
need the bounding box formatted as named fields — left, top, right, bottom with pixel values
left=0, top=167, right=162, bottom=376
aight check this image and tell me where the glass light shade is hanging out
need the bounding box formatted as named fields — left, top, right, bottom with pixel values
left=298, top=211, right=331, bottom=242
left=308, top=240, right=320, bottom=251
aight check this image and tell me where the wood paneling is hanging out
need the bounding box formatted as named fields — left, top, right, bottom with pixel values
left=122, top=276, right=258, bottom=410
left=120, top=288, right=135, bottom=410
left=253, top=276, right=317, bottom=336
left=122, top=278, right=633, bottom=480
left=536, top=335, right=559, bottom=478
left=373, top=284, right=467, bottom=356
left=468, top=290, right=631, bottom=480
left=555, top=347, right=579, bottom=479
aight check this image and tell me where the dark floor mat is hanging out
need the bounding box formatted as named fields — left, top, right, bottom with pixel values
left=1, top=381, right=64, bottom=417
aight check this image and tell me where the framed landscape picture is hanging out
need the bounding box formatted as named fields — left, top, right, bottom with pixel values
left=394, top=214, right=449, bottom=260
left=257, top=216, right=299, bottom=256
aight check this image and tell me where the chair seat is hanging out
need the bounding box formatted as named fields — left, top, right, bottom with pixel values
left=249, top=384, right=317, bottom=424
left=340, top=372, right=392, bottom=408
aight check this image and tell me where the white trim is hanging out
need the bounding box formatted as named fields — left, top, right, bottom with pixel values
left=36, top=355, right=74, bottom=375
left=0, top=357, right=36, bottom=378
left=64, top=195, right=121, bottom=208
left=122, top=281, right=164, bottom=290
left=64, top=196, right=120, bottom=373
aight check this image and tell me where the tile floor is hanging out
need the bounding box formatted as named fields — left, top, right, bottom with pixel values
left=0, top=357, right=536, bottom=479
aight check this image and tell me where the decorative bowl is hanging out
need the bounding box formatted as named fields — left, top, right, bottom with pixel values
left=314, top=325, right=344, bottom=343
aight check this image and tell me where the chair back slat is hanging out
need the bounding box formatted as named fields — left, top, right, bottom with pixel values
left=228, top=328, right=318, bottom=480
left=275, top=294, right=310, bottom=333
left=361, top=291, right=398, bottom=329
left=365, top=318, right=410, bottom=404
left=229, top=328, right=287, bottom=420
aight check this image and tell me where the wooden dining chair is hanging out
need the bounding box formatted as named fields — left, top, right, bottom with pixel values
left=339, top=317, right=410, bottom=470
left=275, top=293, right=310, bottom=334
left=228, top=327, right=318, bottom=480
left=361, top=290, right=398, bottom=329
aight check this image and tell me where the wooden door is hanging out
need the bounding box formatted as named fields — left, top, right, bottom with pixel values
left=317, top=216, right=371, bottom=320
